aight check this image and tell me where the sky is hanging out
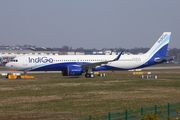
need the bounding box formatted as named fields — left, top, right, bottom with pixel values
left=0, top=0, right=180, bottom=49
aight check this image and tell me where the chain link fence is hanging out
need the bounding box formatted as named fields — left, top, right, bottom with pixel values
left=78, top=102, right=180, bottom=120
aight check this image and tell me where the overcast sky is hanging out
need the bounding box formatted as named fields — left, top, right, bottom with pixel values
left=0, top=0, right=180, bottom=49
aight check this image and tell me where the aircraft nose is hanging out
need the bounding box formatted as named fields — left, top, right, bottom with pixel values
left=5, top=62, right=9, bottom=68
left=5, top=62, right=12, bottom=68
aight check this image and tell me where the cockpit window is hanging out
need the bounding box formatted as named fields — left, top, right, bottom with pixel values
left=10, top=59, right=18, bottom=62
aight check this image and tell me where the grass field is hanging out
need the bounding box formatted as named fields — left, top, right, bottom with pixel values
left=0, top=67, right=180, bottom=120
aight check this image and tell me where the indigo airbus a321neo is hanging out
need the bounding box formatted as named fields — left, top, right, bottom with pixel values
left=5, top=32, right=172, bottom=78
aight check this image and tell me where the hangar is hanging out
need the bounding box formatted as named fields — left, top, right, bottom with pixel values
left=0, top=45, right=59, bottom=65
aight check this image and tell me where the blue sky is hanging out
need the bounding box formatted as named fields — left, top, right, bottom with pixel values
left=0, top=0, right=180, bottom=49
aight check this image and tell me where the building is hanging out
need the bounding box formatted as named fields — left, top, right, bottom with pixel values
left=0, top=45, right=59, bottom=64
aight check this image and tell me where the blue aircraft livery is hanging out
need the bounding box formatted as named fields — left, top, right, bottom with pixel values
left=5, top=32, right=172, bottom=78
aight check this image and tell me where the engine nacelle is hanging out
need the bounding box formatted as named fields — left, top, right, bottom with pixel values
left=62, top=65, right=83, bottom=76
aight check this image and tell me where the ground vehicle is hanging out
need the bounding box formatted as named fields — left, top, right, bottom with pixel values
left=6, top=73, right=34, bottom=79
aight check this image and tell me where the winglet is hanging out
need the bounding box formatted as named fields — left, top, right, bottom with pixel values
left=113, top=51, right=123, bottom=61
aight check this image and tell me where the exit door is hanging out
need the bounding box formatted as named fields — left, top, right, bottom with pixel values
left=23, top=57, right=28, bottom=66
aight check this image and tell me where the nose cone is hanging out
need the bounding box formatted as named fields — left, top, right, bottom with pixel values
left=5, top=62, right=14, bottom=70
left=5, top=62, right=11, bottom=69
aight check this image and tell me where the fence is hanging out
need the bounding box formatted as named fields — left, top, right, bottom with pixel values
left=78, top=102, right=180, bottom=120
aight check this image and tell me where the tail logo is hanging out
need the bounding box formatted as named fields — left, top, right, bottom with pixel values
left=158, top=34, right=168, bottom=43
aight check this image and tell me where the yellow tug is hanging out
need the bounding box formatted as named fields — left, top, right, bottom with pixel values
left=6, top=73, right=34, bottom=79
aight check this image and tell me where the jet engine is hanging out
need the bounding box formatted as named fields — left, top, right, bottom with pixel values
left=62, top=65, right=83, bottom=76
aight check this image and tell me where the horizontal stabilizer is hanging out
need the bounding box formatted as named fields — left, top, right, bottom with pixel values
left=154, top=57, right=173, bottom=62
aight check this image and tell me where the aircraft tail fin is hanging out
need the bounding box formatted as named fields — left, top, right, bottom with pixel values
left=145, top=32, right=171, bottom=58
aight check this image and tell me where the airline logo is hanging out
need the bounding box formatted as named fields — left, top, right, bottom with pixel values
left=29, top=57, right=53, bottom=63
left=158, top=34, right=168, bottom=43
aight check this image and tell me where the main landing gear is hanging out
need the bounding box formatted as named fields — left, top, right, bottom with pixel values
left=85, top=73, right=95, bottom=78
left=84, top=69, right=106, bottom=78
left=84, top=68, right=95, bottom=78
left=85, top=72, right=106, bottom=78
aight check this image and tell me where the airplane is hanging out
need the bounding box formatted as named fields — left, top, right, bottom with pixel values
left=5, top=32, right=172, bottom=78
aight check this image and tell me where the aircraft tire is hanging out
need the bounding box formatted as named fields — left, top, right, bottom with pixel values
left=90, top=74, right=95, bottom=78
left=85, top=73, right=89, bottom=78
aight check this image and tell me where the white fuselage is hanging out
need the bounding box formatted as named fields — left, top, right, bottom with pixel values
left=6, top=54, right=149, bottom=71
left=4, top=32, right=172, bottom=77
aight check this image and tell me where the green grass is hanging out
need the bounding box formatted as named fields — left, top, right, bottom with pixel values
left=0, top=69, right=180, bottom=119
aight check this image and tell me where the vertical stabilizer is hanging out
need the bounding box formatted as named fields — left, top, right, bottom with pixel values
left=145, top=32, right=171, bottom=57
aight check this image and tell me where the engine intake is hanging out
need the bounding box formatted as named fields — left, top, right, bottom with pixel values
left=62, top=65, right=82, bottom=76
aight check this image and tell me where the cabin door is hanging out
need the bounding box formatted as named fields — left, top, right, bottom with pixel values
left=23, top=57, right=28, bottom=67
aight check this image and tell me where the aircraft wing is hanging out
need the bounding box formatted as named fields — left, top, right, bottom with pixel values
left=82, top=51, right=123, bottom=69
